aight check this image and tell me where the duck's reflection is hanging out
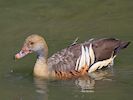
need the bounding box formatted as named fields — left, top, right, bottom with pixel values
left=34, top=78, right=48, bottom=100
left=34, top=68, right=114, bottom=96
left=75, top=68, right=113, bottom=92
left=75, top=75, right=95, bottom=92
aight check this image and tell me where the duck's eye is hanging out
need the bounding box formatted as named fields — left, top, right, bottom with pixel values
left=30, top=42, right=34, bottom=45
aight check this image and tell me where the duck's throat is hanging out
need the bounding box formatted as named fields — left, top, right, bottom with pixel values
left=34, top=49, right=49, bottom=78
left=36, top=48, right=48, bottom=60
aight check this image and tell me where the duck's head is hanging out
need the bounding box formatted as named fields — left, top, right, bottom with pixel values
left=15, top=34, right=48, bottom=59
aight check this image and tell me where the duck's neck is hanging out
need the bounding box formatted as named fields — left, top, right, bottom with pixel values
left=33, top=47, right=49, bottom=78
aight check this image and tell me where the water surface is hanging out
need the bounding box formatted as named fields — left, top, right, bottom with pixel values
left=0, top=0, right=133, bottom=100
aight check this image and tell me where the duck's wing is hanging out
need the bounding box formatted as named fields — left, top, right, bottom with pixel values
left=48, top=44, right=82, bottom=72
left=48, top=38, right=130, bottom=73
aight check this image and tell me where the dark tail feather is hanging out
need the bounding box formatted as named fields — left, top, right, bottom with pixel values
left=114, top=41, right=131, bottom=56
left=120, top=41, right=131, bottom=49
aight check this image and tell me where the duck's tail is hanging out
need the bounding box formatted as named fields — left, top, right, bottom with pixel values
left=114, top=41, right=131, bottom=56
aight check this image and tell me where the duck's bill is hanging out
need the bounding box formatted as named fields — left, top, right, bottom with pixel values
left=15, top=50, right=32, bottom=59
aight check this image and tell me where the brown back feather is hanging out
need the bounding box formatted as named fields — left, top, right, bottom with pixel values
left=48, top=38, right=130, bottom=73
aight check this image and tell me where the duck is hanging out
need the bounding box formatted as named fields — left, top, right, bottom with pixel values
left=15, top=34, right=130, bottom=79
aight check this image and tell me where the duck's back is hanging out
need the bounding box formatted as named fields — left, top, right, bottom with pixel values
left=47, top=38, right=130, bottom=72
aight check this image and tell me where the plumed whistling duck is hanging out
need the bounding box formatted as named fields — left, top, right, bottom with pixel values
left=15, top=34, right=130, bottom=79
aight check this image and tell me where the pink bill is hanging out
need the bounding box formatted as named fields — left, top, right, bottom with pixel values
left=15, top=50, right=30, bottom=59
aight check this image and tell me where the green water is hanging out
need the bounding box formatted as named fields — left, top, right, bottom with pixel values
left=0, top=0, right=133, bottom=100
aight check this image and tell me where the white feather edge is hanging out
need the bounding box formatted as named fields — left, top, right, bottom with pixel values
left=88, top=55, right=116, bottom=73
left=78, top=45, right=86, bottom=71
left=85, top=46, right=90, bottom=67
left=75, top=43, right=96, bottom=71
left=75, top=57, right=80, bottom=70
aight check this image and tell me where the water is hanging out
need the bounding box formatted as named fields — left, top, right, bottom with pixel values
left=0, top=0, right=133, bottom=100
